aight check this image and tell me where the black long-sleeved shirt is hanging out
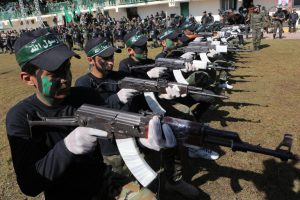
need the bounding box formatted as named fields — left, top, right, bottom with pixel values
left=6, top=87, right=120, bottom=200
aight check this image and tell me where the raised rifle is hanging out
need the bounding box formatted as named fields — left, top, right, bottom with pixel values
left=27, top=104, right=299, bottom=186
left=118, top=77, right=229, bottom=99
left=130, top=57, right=235, bottom=71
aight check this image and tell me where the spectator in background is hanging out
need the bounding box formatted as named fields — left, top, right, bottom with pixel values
left=288, top=9, right=299, bottom=33
left=201, top=11, right=209, bottom=24
left=207, top=12, right=214, bottom=24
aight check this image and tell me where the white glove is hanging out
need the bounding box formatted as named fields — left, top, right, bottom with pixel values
left=139, top=116, right=176, bottom=151
left=180, top=52, right=195, bottom=60
left=147, top=67, right=167, bottom=78
left=117, top=88, right=139, bottom=104
left=207, top=49, right=219, bottom=58
left=181, top=62, right=195, bottom=72
left=64, top=127, right=108, bottom=155
left=193, top=37, right=203, bottom=42
left=159, top=85, right=185, bottom=99
left=192, top=60, right=208, bottom=70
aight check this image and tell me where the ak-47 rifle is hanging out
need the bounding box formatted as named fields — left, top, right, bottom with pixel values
left=175, top=45, right=210, bottom=54
left=118, top=77, right=229, bottom=99
left=182, top=42, right=253, bottom=53
left=130, top=58, right=235, bottom=71
left=27, top=104, right=299, bottom=186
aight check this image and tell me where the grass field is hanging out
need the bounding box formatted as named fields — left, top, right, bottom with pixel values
left=0, top=39, right=300, bottom=200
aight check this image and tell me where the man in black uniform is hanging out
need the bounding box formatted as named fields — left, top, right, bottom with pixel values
left=5, top=28, right=173, bottom=200
left=156, top=28, right=220, bottom=161
left=75, top=37, right=144, bottom=174
left=178, top=22, right=199, bottom=47
left=156, top=28, right=182, bottom=59
left=119, top=30, right=202, bottom=200
left=119, top=30, right=167, bottom=79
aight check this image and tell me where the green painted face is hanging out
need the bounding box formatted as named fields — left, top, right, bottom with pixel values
left=166, top=38, right=176, bottom=50
left=135, top=53, right=147, bottom=60
left=41, top=76, right=53, bottom=96
left=35, top=67, right=71, bottom=105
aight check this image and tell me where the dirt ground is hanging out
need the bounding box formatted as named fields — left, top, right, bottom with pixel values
left=0, top=39, right=300, bottom=200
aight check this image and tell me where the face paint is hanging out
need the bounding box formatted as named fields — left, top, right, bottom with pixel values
left=35, top=66, right=71, bottom=105
left=95, top=56, right=113, bottom=75
left=166, top=38, right=176, bottom=50
left=135, top=53, right=147, bottom=60
left=132, top=45, right=148, bottom=60
left=36, top=70, right=60, bottom=105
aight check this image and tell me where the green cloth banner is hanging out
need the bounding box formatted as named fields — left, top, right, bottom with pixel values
left=64, top=7, right=72, bottom=23
left=75, top=1, right=81, bottom=15
left=9, top=18, right=13, bottom=27
left=88, top=1, right=92, bottom=13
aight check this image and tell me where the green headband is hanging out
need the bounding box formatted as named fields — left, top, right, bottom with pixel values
left=16, top=33, right=63, bottom=68
left=159, top=29, right=175, bottom=40
left=126, top=33, right=145, bottom=47
left=87, top=40, right=112, bottom=57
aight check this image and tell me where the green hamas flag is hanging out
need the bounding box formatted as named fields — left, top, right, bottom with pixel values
left=9, top=18, right=13, bottom=27
left=64, top=7, right=72, bottom=23
left=70, top=7, right=75, bottom=19
left=88, top=1, right=92, bottom=13
left=75, top=1, right=81, bottom=15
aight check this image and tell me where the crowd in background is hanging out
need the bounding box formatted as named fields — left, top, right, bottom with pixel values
left=0, top=3, right=299, bottom=54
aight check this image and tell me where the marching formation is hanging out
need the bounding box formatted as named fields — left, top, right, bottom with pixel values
left=4, top=4, right=299, bottom=200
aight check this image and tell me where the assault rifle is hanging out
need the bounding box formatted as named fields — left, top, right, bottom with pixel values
left=130, top=58, right=235, bottom=71
left=175, top=46, right=210, bottom=54
left=28, top=104, right=299, bottom=164
left=118, top=77, right=229, bottom=99
left=27, top=104, right=299, bottom=187
left=181, top=43, right=253, bottom=53
left=197, top=32, right=213, bottom=37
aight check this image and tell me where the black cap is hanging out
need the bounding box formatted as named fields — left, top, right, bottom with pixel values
left=84, top=37, right=121, bottom=58
left=180, top=22, right=196, bottom=31
left=14, top=28, right=80, bottom=71
left=159, top=28, right=182, bottom=40
left=203, top=11, right=207, bottom=13
left=123, top=30, right=148, bottom=47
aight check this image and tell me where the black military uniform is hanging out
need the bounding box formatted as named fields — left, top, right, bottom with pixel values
left=6, top=29, right=130, bottom=200
left=119, top=30, right=201, bottom=200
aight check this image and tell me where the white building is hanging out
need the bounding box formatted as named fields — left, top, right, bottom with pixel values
left=1, top=0, right=300, bottom=30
